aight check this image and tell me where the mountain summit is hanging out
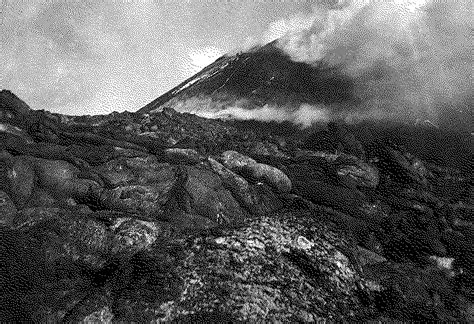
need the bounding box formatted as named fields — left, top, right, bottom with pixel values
left=138, top=41, right=355, bottom=122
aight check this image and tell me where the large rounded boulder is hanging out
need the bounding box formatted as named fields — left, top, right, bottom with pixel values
left=220, top=150, right=292, bottom=193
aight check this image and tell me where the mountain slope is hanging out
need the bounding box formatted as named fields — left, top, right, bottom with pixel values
left=1, top=87, right=473, bottom=322
left=138, top=41, right=356, bottom=117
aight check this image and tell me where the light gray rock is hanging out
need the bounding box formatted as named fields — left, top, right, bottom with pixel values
left=220, top=150, right=291, bottom=193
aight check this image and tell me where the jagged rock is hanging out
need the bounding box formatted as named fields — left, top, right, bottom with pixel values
left=1, top=90, right=472, bottom=322
left=334, top=154, right=379, bottom=188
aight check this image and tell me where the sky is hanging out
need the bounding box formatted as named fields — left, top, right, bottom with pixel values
left=1, top=0, right=471, bottom=129
left=1, top=0, right=316, bottom=115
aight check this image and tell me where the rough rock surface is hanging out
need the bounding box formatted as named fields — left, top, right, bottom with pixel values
left=1, top=89, right=473, bottom=322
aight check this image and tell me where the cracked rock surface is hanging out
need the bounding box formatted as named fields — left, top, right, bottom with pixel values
left=1, top=90, right=472, bottom=322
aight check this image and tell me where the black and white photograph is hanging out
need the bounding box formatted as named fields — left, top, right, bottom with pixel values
left=1, top=0, right=472, bottom=322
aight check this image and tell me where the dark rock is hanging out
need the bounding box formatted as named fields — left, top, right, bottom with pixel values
left=248, top=141, right=288, bottom=158
left=164, top=147, right=203, bottom=164
left=0, top=190, right=17, bottom=226
left=292, top=179, right=367, bottom=220
left=334, top=154, right=379, bottom=188
left=110, top=218, right=173, bottom=254
left=365, top=261, right=462, bottom=321
left=4, top=156, right=35, bottom=209
left=183, top=165, right=247, bottom=226
left=327, top=120, right=366, bottom=159
left=220, top=150, right=257, bottom=169
left=31, top=156, right=100, bottom=201
left=372, top=144, right=430, bottom=188
left=1, top=90, right=472, bottom=322
left=65, top=144, right=119, bottom=166
left=96, top=212, right=382, bottom=322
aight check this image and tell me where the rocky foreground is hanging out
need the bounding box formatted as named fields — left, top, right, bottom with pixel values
left=1, top=89, right=472, bottom=322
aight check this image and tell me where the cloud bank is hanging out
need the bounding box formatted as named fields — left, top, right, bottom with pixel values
left=234, top=0, right=472, bottom=130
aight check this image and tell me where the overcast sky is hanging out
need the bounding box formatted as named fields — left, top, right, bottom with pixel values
left=1, top=0, right=316, bottom=115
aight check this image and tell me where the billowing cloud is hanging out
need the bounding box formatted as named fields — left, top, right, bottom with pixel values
left=178, top=46, right=225, bottom=79
left=221, top=0, right=469, bottom=131
left=271, top=0, right=472, bottom=128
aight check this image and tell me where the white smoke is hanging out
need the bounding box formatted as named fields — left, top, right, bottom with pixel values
left=240, top=0, right=472, bottom=129
left=199, top=103, right=332, bottom=128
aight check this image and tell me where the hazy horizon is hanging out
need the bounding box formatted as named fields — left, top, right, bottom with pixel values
left=1, top=0, right=471, bottom=133
left=1, top=0, right=314, bottom=115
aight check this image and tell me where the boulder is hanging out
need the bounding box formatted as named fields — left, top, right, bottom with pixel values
left=220, top=150, right=292, bottom=193
left=31, top=157, right=100, bottom=200
left=110, top=218, right=173, bottom=254
left=0, top=190, right=17, bottom=226
left=76, top=211, right=382, bottom=322
left=220, top=150, right=257, bottom=169
left=12, top=207, right=110, bottom=269
left=208, top=157, right=282, bottom=215
left=89, top=185, right=168, bottom=219
left=183, top=165, right=247, bottom=226
left=244, top=162, right=292, bottom=193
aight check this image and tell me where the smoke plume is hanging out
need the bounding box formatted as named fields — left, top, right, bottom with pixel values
left=246, top=0, right=473, bottom=130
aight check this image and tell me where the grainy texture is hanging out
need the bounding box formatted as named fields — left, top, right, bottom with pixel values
left=1, top=88, right=472, bottom=322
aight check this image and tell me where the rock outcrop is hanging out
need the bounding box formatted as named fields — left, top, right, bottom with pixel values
left=1, top=89, right=472, bottom=322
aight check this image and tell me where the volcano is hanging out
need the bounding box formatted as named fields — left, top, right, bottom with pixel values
left=1, top=38, right=473, bottom=322
left=138, top=40, right=356, bottom=118
left=138, top=40, right=472, bottom=172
